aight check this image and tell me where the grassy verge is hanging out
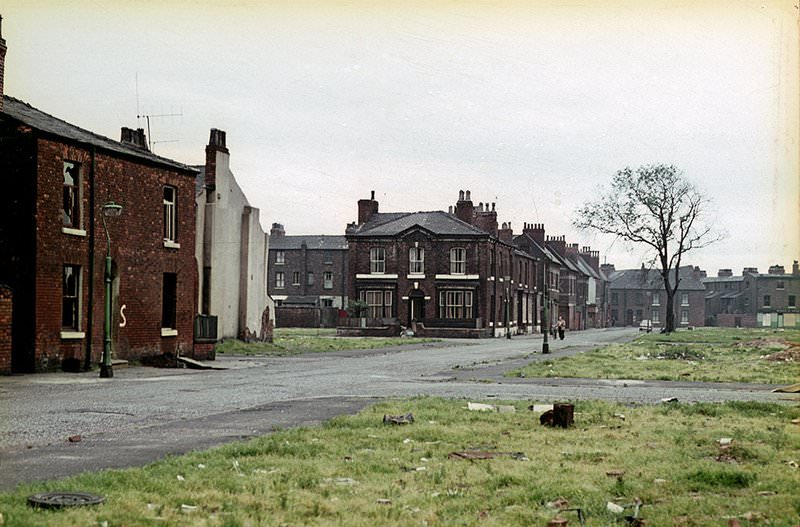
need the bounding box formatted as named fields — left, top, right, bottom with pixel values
left=215, top=328, right=440, bottom=356
left=514, top=328, right=800, bottom=384
left=1, top=398, right=798, bottom=526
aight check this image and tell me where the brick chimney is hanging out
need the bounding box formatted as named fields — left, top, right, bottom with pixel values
left=768, top=264, right=786, bottom=275
left=693, top=266, right=706, bottom=279
left=793, top=260, right=799, bottom=275
left=580, top=246, right=600, bottom=273
left=717, top=269, right=733, bottom=277
left=120, top=127, right=148, bottom=150
left=357, top=190, right=379, bottom=225
left=600, top=263, right=616, bottom=276
left=523, top=223, right=545, bottom=245
left=498, top=222, right=513, bottom=243
left=545, top=235, right=566, bottom=257
left=0, top=16, right=6, bottom=113
left=270, top=223, right=285, bottom=238
left=472, top=200, right=498, bottom=236
left=743, top=267, right=759, bottom=275
left=454, top=189, right=475, bottom=226
left=204, top=128, right=228, bottom=194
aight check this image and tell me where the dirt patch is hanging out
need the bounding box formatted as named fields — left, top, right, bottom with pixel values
left=738, top=338, right=800, bottom=362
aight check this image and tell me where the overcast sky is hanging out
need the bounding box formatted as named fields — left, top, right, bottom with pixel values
left=3, top=1, right=798, bottom=275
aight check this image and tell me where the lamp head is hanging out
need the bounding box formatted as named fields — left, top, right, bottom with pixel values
left=102, top=201, right=123, bottom=217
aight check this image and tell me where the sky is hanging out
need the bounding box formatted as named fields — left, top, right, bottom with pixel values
left=3, top=1, right=798, bottom=275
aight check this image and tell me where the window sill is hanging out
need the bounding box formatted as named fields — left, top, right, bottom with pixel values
left=60, top=330, right=85, bottom=340
left=407, top=274, right=426, bottom=279
left=161, top=328, right=178, bottom=337
left=435, top=274, right=480, bottom=280
left=62, top=227, right=87, bottom=237
left=356, top=273, right=398, bottom=279
left=163, top=240, right=181, bottom=249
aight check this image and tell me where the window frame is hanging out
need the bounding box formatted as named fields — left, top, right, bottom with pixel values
left=323, top=271, right=333, bottom=289
left=307, top=271, right=314, bottom=286
left=275, top=271, right=285, bottom=289
left=680, top=292, right=689, bottom=306
left=62, top=264, right=81, bottom=330
left=62, top=161, right=82, bottom=229
left=449, top=247, right=466, bottom=275
left=370, top=247, right=386, bottom=274
left=163, top=186, right=177, bottom=243
left=292, top=271, right=300, bottom=286
left=439, top=289, right=474, bottom=319
left=680, top=309, right=689, bottom=325
left=161, top=272, right=178, bottom=331
left=275, top=251, right=285, bottom=264
left=361, top=290, right=393, bottom=318
left=409, top=247, right=424, bottom=274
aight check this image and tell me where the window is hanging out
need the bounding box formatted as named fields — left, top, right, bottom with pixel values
left=439, top=290, right=474, bottom=319
left=651, top=309, right=660, bottom=324
left=680, top=309, right=689, bottom=325
left=163, top=186, right=177, bottom=242
left=611, top=292, right=619, bottom=305
left=409, top=247, right=424, bottom=274
left=62, top=265, right=81, bottom=330
left=276, top=272, right=285, bottom=289
left=681, top=292, right=689, bottom=306
left=635, top=292, right=643, bottom=305
left=323, top=271, right=333, bottom=289
left=450, top=248, right=466, bottom=275
left=652, top=292, right=660, bottom=306
left=789, top=295, right=796, bottom=308
left=275, top=251, right=285, bottom=264
left=362, top=290, right=392, bottom=318
left=763, top=295, right=771, bottom=307
left=322, top=298, right=334, bottom=307
left=323, top=251, right=333, bottom=264
left=776, top=281, right=785, bottom=290
left=63, top=161, right=81, bottom=228
left=161, top=273, right=177, bottom=330
left=292, top=272, right=300, bottom=286
left=307, top=272, right=314, bottom=286
left=370, top=247, right=385, bottom=274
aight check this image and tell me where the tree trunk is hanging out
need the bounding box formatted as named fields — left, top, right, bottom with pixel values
left=664, top=287, right=676, bottom=333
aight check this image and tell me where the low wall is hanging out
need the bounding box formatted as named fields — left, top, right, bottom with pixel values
left=715, top=314, right=757, bottom=328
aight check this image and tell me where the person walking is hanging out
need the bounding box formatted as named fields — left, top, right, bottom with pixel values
left=557, top=315, right=566, bottom=340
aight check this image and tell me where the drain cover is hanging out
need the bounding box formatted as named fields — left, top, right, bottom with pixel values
left=27, top=491, right=105, bottom=509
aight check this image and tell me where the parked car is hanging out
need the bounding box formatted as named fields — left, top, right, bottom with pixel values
left=639, top=319, right=653, bottom=333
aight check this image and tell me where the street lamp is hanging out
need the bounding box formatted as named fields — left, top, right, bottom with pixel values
left=504, top=277, right=511, bottom=339
left=542, top=262, right=550, bottom=354
left=100, top=201, right=122, bottom=378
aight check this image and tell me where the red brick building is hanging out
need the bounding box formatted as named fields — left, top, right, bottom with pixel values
left=0, top=31, right=200, bottom=371
left=606, top=265, right=706, bottom=329
left=344, top=191, right=536, bottom=338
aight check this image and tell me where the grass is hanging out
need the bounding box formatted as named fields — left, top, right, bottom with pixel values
left=514, top=328, right=800, bottom=384
left=1, top=398, right=798, bottom=526
left=215, top=328, right=440, bottom=356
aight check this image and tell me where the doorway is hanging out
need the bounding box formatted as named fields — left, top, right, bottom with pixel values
left=408, top=290, right=425, bottom=326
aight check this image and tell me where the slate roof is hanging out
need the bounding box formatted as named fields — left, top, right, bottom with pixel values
left=270, top=235, right=347, bottom=251
left=702, top=276, right=745, bottom=284
left=571, top=254, right=601, bottom=280
left=2, top=96, right=196, bottom=174
left=348, top=211, right=489, bottom=237
left=610, top=266, right=706, bottom=291
left=513, top=234, right=560, bottom=265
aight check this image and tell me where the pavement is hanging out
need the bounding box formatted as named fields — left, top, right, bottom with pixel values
left=0, top=328, right=795, bottom=491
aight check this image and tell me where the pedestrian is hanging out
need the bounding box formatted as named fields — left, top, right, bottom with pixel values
left=557, top=315, right=566, bottom=340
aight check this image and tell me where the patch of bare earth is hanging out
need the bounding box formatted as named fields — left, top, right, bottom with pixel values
left=738, top=338, right=800, bottom=362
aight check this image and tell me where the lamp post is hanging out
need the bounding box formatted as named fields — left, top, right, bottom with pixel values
left=100, top=201, right=122, bottom=378
left=542, top=262, right=550, bottom=354
left=504, top=277, right=511, bottom=339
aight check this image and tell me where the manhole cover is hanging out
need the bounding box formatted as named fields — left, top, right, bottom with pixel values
left=27, top=491, right=105, bottom=509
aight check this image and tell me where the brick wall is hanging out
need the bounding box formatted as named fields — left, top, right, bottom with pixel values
left=0, top=285, right=11, bottom=374
left=29, top=137, right=197, bottom=371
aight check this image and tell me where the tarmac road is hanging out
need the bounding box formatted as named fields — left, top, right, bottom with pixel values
left=0, top=327, right=792, bottom=491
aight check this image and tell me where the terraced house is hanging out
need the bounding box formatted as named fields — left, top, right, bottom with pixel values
left=344, top=191, right=536, bottom=338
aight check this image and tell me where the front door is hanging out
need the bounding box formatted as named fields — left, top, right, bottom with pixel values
left=408, top=291, right=425, bottom=326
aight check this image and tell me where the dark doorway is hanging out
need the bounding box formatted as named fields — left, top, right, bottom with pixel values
left=408, top=289, right=425, bottom=326
left=625, top=309, right=634, bottom=326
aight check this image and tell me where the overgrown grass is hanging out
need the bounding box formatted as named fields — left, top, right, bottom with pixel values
left=514, top=328, right=800, bottom=384
left=1, top=398, right=798, bottom=526
left=215, top=328, right=440, bottom=356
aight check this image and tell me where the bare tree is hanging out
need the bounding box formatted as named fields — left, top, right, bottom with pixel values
left=574, top=164, right=723, bottom=332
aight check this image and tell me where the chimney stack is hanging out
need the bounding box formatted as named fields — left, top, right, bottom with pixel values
left=204, top=128, right=230, bottom=195
left=454, top=188, right=475, bottom=225
left=793, top=260, right=799, bottom=276
left=523, top=223, right=545, bottom=244
left=0, top=16, right=6, bottom=113
left=768, top=264, right=786, bottom=275
left=717, top=269, right=733, bottom=277
left=357, top=191, right=379, bottom=224
left=270, top=223, right=285, bottom=238
left=743, top=267, right=759, bottom=275
left=498, top=221, right=513, bottom=243
left=120, top=127, right=148, bottom=150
